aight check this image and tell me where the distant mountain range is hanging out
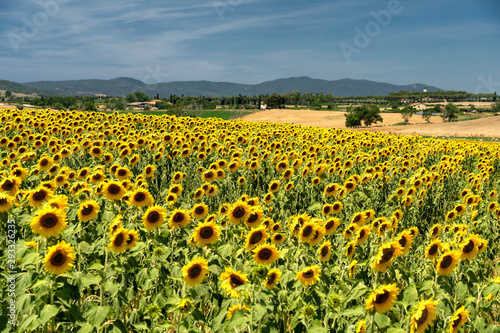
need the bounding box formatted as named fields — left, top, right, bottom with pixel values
left=2, top=77, right=442, bottom=97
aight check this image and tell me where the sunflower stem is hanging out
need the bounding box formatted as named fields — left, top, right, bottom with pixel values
left=370, top=311, right=376, bottom=333
left=50, top=279, right=55, bottom=332
left=100, top=249, right=108, bottom=306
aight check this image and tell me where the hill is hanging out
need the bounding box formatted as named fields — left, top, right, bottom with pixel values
left=0, top=79, right=53, bottom=96
left=23, top=76, right=442, bottom=97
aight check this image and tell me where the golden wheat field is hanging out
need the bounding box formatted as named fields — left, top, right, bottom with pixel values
left=1, top=108, right=500, bottom=333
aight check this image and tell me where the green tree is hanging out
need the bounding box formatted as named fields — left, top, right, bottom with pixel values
left=491, top=101, right=500, bottom=114
left=264, top=94, right=286, bottom=109
left=442, top=103, right=459, bottom=122
left=83, top=101, right=97, bottom=111
left=422, top=108, right=433, bottom=123
left=400, top=106, right=415, bottom=124
left=345, top=105, right=383, bottom=127
left=126, top=91, right=150, bottom=103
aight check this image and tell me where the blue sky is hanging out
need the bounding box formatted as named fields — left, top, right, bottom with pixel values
left=1, top=0, right=499, bottom=93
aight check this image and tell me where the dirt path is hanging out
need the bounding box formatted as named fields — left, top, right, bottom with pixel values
left=241, top=109, right=500, bottom=138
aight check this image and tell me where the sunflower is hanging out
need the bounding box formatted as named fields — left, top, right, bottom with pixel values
left=343, top=223, right=358, bottom=239
left=109, top=228, right=129, bottom=253
left=268, top=180, right=280, bottom=192
left=191, top=203, right=209, bottom=220
left=299, top=221, right=317, bottom=243
left=445, top=210, right=457, bottom=222
left=245, top=206, right=264, bottom=228
left=460, top=234, right=481, bottom=260
left=351, top=212, right=365, bottom=226
left=125, top=229, right=139, bottom=249
left=103, top=181, right=126, bottom=200
left=37, top=156, right=53, bottom=171
left=182, top=257, right=209, bottom=287
left=324, top=183, right=339, bottom=197
left=373, top=241, right=403, bottom=272
left=285, top=181, right=294, bottom=191
left=487, top=201, right=498, bottom=213
left=365, top=283, right=400, bottom=313
left=425, top=239, right=442, bottom=260
left=0, top=194, right=14, bottom=212
left=228, top=200, right=251, bottom=225
left=410, top=299, right=439, bottom=333
left=264, top=268, right=281, bottom=289
left=226, top=304, right=251, bottom=320
left=324, top=217, right=340, bottom=235
left=356, top=320, right=366, bottom=333
left=430, top=224, right=442, bottom=239
left=43, top=240, right=76, bottom=275
left=355, top=226, right=371, bottom=245
left=77, top=200, right=100, bottom=222
left=397, top=230, right=414, bottom=254
left=143, top=205, right=166, bottom=230
left=449, top=306, right=469, bottom=333
left=454, top=204, right=466, bottom=216
left=295, top=265, right=321, bottom=286
left=322, top=204, right=333, bottom=216
left=30, top=206, right=68, bottom=238
left=363, top=209, right=376, bottom=223
left=245, top=226, right=269, bottom=251
left=349, top=260, right=358, bottom=278
left=220, top=267, right=248, bottom=298
left=46, top=195, right=68, bottom=211
left=272, top=233, right=285, bottom=244
left=344, top=180, right=356, bottom=192
left=436, top=250, right=460, bottom=276
left=193, top=220, right=221, bottom=245
left=28, top=187, right=53, bottom=208
left=254, top=244, right=280, bottom=265
left=318, top=240, right=332, bottom=262
left=127, top=189, right=154, bottom=207
left=169, top=209, right=191, bottom=229
left=346, top=240, right=357, bottom=259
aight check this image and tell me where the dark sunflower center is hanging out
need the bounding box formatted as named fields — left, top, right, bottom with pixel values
left=271, top=183, right=278, bottom=190
left=2, top=180, right=14, bottom=191
left=233, top=206, right=246, bottom=219
left=146, top=167, right=152, bottom=174
left=346, top=183, right=354, bottom=189
left=92, top=148, right=100, bottom=154
left=320, top=246, right=329, bottom=257
left=416, top=308, right=428, bottom=326
left=333, top=204, right=340, bottom=210
left=302, top=270, right=314, bottom=279
left=249, top=231, right=263, bottom=244
left=33, top=190, right=48, bottom=201
left=440, top=255, right=453, bottom=268
left=50, top=250, right=66, bottom=266
left=200, top=226, right=214, bottom=239
left=284, top=170, right=291, bottom=177
left=41, top=213, right=58, bottom=228
left=380, top=247, right=395, bottom=264
left=0, top=198, right=7, bottom=205
left=375, top=291, right=390, bottom=304
left=258, top=248, right=272, bottom=260
left=324, top=207, right=331, bottom=214
left=117, top=170, right=127, bottom=176
left=230, top=275, right=244, bottom=287
left=325, top=221, right=334, bottom=230
left=195, top=207, right=205, bottom=215
left=452, top=314, right=462, bottom=328
left=302, top=226, right=313, bottom=237
left=429, top=244, right=438, bottom=255
left=398, top=236, right=407, bottom=247
left=126, top=234, right=135, bottom=245
left=274, top=234, right=283, bottom=241
left=134, top=192, right=146, bottom=202
left=173, top=212, right=185, bottom=223
left=266, top=273, right=276, bottom=284
left=108, top=184, right=121, bottom=195
left=188, top=264, right=201, bottom=278
left=353, top=215, right=361, bottom=223
left=463, top=240, right=474, bottom=253
left=247, top=213, right=258, bottom=223
left=81, top=205, right=94, bottom=216
left=114, top=233, right=125, bottom=246
left=359, top=229, right=366, bottom=239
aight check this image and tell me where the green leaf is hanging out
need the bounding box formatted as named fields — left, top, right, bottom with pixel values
left=307, top=320, right=326, bottom=332
left=78, top=323, right=95, bottom=333
left=86, top=305, right=110, bottom=326
left=19, top=314, right=40, bottom=332
left=80, top=274, right=102, bottom=288
left=386, top=326, right=405, bottom=333
left=132, top=323, right=150, bottom=331
left=39, top=305, right=59, bottom=325
left=402, top=284, right=418, bottom=308
left=88, top=260, right=104, bottom=271
left=307, top=202, right=322, bottom=212
left=374, top=313, right=390, bottom=329
left=227, top=310, right=249, bottom=330
left=344, top=283, right=368, bottom=304
left=341, top=305, right=365, bottom=317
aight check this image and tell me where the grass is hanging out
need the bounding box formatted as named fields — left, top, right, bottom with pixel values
left=421, top=135, right=500, bottom=143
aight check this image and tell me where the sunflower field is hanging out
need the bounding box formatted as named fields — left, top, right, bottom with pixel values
left=1, top=108, right=500, bottom=333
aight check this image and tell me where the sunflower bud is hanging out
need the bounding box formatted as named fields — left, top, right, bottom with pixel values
left=328, top=293, right=342, bottom=311
left=178, top=298, right=192, bottom=314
